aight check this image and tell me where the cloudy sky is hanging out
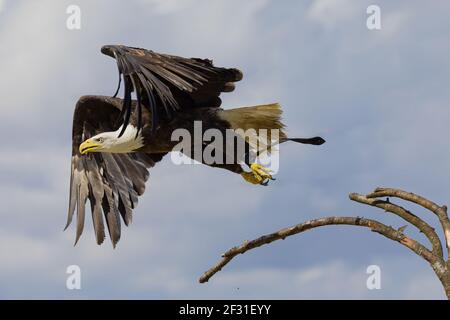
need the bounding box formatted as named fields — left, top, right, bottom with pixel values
left=0, top=0, right=449, bottom=299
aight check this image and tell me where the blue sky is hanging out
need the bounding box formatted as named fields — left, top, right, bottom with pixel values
left=0, top=0, right=449, bottom=299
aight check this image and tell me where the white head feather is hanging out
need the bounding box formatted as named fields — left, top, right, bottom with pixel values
left=90, top=125, right=144, bottom=153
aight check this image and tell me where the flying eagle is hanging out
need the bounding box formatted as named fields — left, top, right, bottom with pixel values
left=66, top=45, right=325, bottom=247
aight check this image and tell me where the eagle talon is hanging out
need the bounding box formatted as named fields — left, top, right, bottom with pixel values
left=241, top=163, right=275, bottom=185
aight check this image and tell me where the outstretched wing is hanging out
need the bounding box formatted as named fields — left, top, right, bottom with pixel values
left=101, top=45, right=243, bottom=136
left=66, top=95, right=166, bottom=247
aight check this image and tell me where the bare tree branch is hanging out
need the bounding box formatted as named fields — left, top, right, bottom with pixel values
left=367, top=187, right=450, bottom=263
left=200, top=188, right=450, bottom=299
left=350, top=193, right=444, bottom=258
left=199, top=216, right=444, bottom=284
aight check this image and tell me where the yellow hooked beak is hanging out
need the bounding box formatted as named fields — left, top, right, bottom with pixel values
left=79, top=138, right=101, bottom=155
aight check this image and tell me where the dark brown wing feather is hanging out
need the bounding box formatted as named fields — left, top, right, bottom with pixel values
left=101, top=45, right=243, bottom=136
left=66, top=95, right=166, bottom=247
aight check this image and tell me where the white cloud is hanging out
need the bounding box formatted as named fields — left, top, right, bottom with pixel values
left=307, top=0, right=359, bottom=28
left=0, top=1, right=69, bottom=121
left=138, top=0, right=198, bottom=14
left=189, top=259, right=445, bottom=299
left=380, top=10, right=412, bottom=39
left=202, top=262, right=362, bottom=299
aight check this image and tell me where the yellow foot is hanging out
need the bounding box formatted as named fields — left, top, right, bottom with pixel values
left=240, top=163, right=275, bottom=186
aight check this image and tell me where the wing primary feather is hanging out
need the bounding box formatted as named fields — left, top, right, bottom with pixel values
left=65, top=157, right=78, bottom=230
left=103, top=153, right=134, bottom=225
left=136, top=94, right=142, bottom=137
left=102, top=189, right=121, bottom=248
left=130, top=76, right=142, bottom=137
left=112, top=50, right=123, bottom=98
left=137, top=72, right=158, bottom=133
left=140, top=66, right=177, bottom=116
left=89, top=193, right=106, bottom=245
left=85, top=157, right=106, bottom=245
left=118, top=77, right=132, bottom=137
left=111, top=155, right=134, bottom=225
left=74, top=180, right=88, bottom=246
left=112, top=72, right=122, bottom=98
left=114, top=56, right=131, bottom=130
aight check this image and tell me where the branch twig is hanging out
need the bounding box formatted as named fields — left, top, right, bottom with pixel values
left=367, top=188, right=450, bottom=263
left=350, top=193, right=443, bottom=258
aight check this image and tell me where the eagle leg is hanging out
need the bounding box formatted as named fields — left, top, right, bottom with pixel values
left=240, top=163, right=275, bottom=186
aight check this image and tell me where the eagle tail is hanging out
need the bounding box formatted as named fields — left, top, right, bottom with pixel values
left=219, top=103, right=325, bottom=152
left=220, top=102, right=286, bottom=137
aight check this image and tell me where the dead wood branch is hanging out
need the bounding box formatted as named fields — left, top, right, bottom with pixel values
left=366, top=188, right=450, bottom=259
left=200, top=187, right=450, bottom=299
left=350, top=193, right=443, bottom=258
